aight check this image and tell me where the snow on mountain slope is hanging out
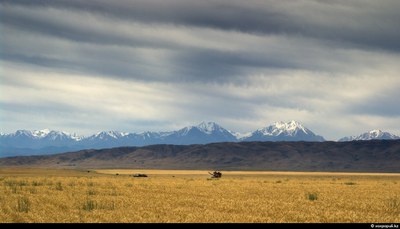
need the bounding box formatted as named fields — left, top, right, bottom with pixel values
left=242, top=120, right=325, bottom=142
left=197, top=121, right=224, bottom=134
left=5, top=129, right=82, bottom=141
left=339, top=130, right=399, bottom=141
left=164, top=122, right=237, bottom=144
left=32, top=129, right=51, bottom=138
left=91, top=131, right=129, bottom=140
left=231, top=131, right=252, bottom=139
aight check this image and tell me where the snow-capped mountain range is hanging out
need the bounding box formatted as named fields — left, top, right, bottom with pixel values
left=339, top=130, right=400, bottom=142
left=1, top=121, right=399, bottom=157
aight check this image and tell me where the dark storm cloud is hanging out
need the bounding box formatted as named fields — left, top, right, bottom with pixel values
left=0, top=6, right=176, bottom=50
left=2, top=0, right=400, bottom=83
left=2, top=0, right=400, bottom=52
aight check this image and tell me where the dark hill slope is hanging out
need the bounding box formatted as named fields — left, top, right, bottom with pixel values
left=0, top=140, right=399, bottom=172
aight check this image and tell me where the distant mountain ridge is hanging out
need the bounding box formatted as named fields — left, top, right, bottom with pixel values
left=1, top=121, right=399, bottom=157
left=339, top=130, right=400, bottom=142
left=0, top=122, right=238, bottom=156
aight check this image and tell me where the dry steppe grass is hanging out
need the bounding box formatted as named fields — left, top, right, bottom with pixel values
left=0, top=168, right=399, bottom=222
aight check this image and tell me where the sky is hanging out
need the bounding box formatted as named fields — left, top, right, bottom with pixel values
left=1, top=0, right=400, bottom=140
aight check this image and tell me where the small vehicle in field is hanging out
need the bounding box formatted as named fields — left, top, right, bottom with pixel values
left=208, top=171, right=222, bottom=178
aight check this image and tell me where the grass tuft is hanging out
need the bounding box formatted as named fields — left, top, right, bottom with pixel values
left=82, top=199, right=97, bottom=211
left=87, top=190, right=97, bottom=195
left=55, top=182, right=63, bottom=191
left=17, top=197, right=30, bottom=213
left=387, top=197, right=400, bottom=214
left=31, top=181, right=43, bottom=186
left=307, top=192, right=318, bottom=201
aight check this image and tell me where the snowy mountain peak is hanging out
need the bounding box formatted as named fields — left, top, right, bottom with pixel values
left=94, top=131, right=129, bottom=139
left=369, top=129, right=383, bottom=137
left=166, top=122, right=237, bottom=144
left=32, top=129, right=51, bottom=138
left=243, top=121, right=324, bottom=142
left=69, top=133, right=84, bottom=141
left=258, top=120, right=309, bottom=136
left=43, top=130, right=82, bottom=141
left=25, top=129, right=83, bottom=141
left=196, top=121, right=221, bottom=134
left=12, top=129, right=61, bottom=139
left=14, top=130, right=34, bottom=137
left=339, top=130, right=399, bottom=141
left=271, top=120, right=308, bottom=134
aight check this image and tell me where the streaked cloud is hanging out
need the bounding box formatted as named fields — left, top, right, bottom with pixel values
left=1, top=0, right=400, bottom=140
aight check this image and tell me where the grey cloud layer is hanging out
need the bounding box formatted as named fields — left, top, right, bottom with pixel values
left=2, top=1, right=400, bottom=81
left=1, top=0, right=400, bottom=139
left=3, top=0, right=400, bottom=52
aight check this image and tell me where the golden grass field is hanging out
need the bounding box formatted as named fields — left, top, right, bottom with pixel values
left=0, top=168, right=399, bottom=223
